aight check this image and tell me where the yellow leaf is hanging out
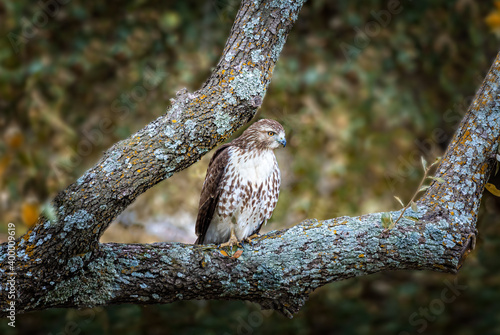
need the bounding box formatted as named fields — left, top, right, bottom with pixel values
left=219, top=250, right=229, bottom=257
left=0, top=154, right=11, bottom=178
left=485, top=183, right=500, bottom=197
left=22, top=201, right=40, bottom=226
left=393, top=196, right=405, bottom=208
left=486, top=12, right=500, bottom=30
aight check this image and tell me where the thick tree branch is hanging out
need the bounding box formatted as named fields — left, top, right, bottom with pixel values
left=2, top=0, right=500, bottom=318
left=1, top=0, right=307, bottom=317
left=35, top=0, right=304, bottom=256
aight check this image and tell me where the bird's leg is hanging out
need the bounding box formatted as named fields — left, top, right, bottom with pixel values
left=219, top=225, right=240, bottom=248
left=244, top=233, right=261, bottom=245
left=244, top=219, right=265, bottom=245
left=219, top=215, right=242, bottom=249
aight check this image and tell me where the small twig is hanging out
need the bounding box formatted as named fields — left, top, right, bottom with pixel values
left=392, top=157, right=442, bottom=226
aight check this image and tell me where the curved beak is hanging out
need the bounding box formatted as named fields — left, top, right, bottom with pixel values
left=278, top=137, right=287, bottom=147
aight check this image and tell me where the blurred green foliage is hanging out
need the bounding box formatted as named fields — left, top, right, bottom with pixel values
left=1, top=0, right=500, bottom=334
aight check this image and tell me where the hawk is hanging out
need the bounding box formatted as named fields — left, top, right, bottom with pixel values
left=195, top=119, right=286, bottom=247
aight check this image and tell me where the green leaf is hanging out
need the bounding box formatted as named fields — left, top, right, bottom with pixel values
left=427, top=176, right=445, bottom=183
left=41, top=202, right=57, bottom=222
left=410, top=201, right=418, bottom=212
left=404, top=216, right=419, bottom=222
left=418, top=185, right=430, bottom=192
left=421, top=156, right=428, bottom=171
left=394, top=196, right=405, bottom=208
left=381, top=212, right=394, bottom=229
left=430, top=156, right=442, bottom=168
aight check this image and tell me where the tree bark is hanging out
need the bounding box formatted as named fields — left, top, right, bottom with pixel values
left=1, top=0, right=499, bottom=318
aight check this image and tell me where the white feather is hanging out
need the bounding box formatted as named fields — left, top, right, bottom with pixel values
left=203, top=147, right=280, bottom=244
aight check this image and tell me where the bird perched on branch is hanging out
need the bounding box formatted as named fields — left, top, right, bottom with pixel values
left=195, top=119, right=286, bottom=247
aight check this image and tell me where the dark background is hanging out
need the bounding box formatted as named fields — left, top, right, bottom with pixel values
left=1, top=0, right=500, bottom=334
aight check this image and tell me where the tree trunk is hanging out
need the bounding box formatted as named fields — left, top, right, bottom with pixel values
left=1, top=0, right=499, bottom=318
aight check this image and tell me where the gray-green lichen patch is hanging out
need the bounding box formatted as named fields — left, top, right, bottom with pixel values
left=267, top=0, right=306, bottom=20
left=76, top=175, right=85, bottom=186
left=164, top=124, right=175, bottom=138
left=0, top=248, right=7, bottom=263
left=398, top=231, right=420, bottom=250
left=67, top=255, right=85, bottom=273
left=243, top=16, right=261, bottom=38
left=215, top=108, right=233, bottom=136
left=75, top=168, right=95, bottom=186
left=160, top=255, right=172, bottom=265
left=251, top=49, right=265, bottom=63
left=154, top=148, right=169, bottom=161
left=163, top=125, right=182, bottom=151
left=225, top=50, right=235, bottom=63
left=271, top=29, right=286, bottom=61
left=230, top=67, right=265, bottom=102
left=102, top=151, right=122, bottom=174
left=35, top=233, right=52, bottom=247
left=183, top=118, right=204, bottom=143
left=158, top=244, right=196, bottom=267
left=169, top=244, right=194, bottom=265
left=131, top=272, right=145, bottom=277
left=16, top=248, right=28, bottom=261
left=63, top=209, right=95, bottom=231
left=219, top=271, right=252, bottom=297
left=167, top=100, right=184, bottom=121
left=420, top=223, right=447, bottom=257
left=165, top=138, right=183, bottom=151
left=223, top=92, right=237, bottom=106
left=25, top=230, right=38, bottom=244
left=41, top=254, right=116, bottom=308
left=144, top=122, right=158, bottom=138
left=443, top=233, right=456, bottom=248
left=184, top=119, right=196, bottom=132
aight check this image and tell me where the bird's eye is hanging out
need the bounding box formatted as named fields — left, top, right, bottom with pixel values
left=268, top=131, right=275, bottom=136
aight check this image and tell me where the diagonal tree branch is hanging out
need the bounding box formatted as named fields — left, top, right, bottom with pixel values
left=1, top=0, right=307, bottom=317
left=2, top=0, right=500, bottom=318
left=37, top=0, right=305, bottom=257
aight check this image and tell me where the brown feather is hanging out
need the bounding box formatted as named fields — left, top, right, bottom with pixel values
left=194, top=144, right=230, bottom=244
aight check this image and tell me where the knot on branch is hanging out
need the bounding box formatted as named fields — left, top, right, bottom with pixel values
left=171, top=87, right=198, bottom=104
left=259, top=294, right=309, bottom=319
left=458, top=229, right=478, bottom=270
left=250, top=95, right=263, bottom=108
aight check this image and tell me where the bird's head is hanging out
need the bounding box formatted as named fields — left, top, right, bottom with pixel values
left=239, top=119, right=286, bottom=150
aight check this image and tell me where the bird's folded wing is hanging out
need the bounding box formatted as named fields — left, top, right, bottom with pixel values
left=195, top=144, right=231, bottom=244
